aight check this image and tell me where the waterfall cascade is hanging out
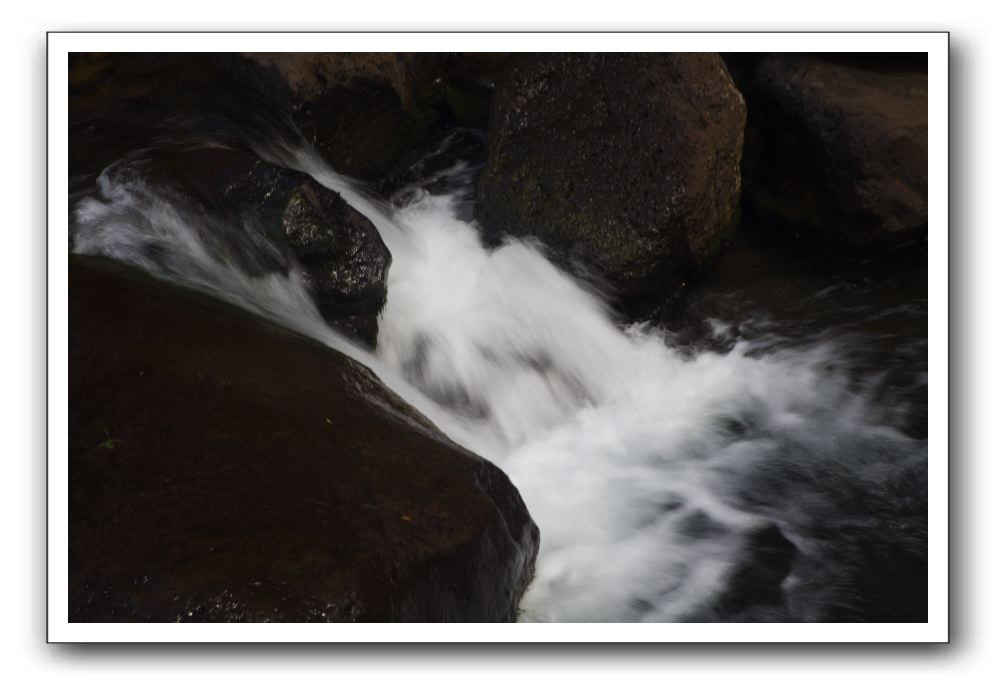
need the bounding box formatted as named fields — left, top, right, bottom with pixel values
left=71, top=133, right=927, bottom=622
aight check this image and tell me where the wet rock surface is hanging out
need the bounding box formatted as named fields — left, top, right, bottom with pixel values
left=476, top=53, right=747, bottom=306
left=69, top=257, right=539, bottom=622
left=68, top=53, right=498, bottom=346
left=73, top=145, right=391, bottom=345
left=282, top=179, right=392, bottom=345
left=726, top=54, right=928, bottom=249
left=134, top=146, right=306, bottom=262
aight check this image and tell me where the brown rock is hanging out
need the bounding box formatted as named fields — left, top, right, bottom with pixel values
left=68, top=258, right=539, bottom=622
left=475, top=53, right=747, bottom=305
left=728, top=54, right=928, bottom=248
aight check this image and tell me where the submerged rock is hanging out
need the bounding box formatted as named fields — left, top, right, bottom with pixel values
left=726, top=54, right=928, bottom=248
left=475, top=53, right=747, bottom=305
left=282, top=178, right=392, bottom=345
left=68, top=258, right=539, bottom=622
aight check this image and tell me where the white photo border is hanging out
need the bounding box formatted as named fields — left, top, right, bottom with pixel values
left=47, top=31, right=949, bottom=643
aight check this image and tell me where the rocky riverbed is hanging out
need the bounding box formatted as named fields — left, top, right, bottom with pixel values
left=67, top=51, right=928, bottom=622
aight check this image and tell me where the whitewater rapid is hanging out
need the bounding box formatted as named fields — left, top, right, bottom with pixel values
left=72, top=137, right=927, bottom=622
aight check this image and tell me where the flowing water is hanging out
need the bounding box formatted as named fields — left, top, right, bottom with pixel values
left=71, top=129, right=928, bottom=622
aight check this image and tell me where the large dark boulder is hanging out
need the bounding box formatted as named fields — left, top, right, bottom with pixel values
left=727, top=54, right=928, bottom=248
left=69, top=258, right=539, bottom=622
left=475, top=53, right=747, bottom=305
left=282, top=178, right=392, bottom=345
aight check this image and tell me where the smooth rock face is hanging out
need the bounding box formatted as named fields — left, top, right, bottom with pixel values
left=282, top=179, right=392, bottom=345
left=69, top=258, right=539, bottom=622
left=727, top=54, right=928, bottom=248
left=475, top=53, right=747, bottom=305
